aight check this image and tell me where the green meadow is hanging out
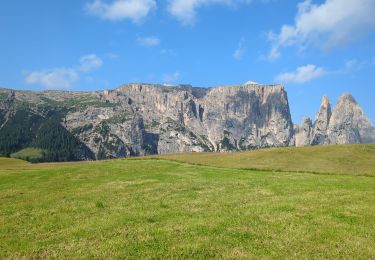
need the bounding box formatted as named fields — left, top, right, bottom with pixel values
left=158, top=143, right=375, bottom=176
left=11, top=148, right=46, bottom=162
left=1, top=144, right=375, bottom=258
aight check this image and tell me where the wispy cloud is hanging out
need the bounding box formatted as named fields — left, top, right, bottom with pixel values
left=267, top=0, right=375, bottom=60
left=85, top=0, right=156, bottom=23
left=345, top=59, right=359, bottom=71
left=233, top=37, right=246, bottom=60
left=275, top=64, right=326, bottom=84
left=79, top=54, right=103, bottom=72
left=168, top=0, right=254, bottom=25
left=163, top=71, right=180, bottom=83
left=25, top=69, right=79, bottom=89
left=137, top=36, right=160, bottom=47
left=339, top=58, right=372, bottom=73
left=25, top=54, right=103, bottom=89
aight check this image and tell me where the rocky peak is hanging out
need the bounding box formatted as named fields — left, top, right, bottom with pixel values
left=295, top=117, right=313, bottom=147
left=328, top=93, right=374, bottom=144
left=338, top=93, right=357, bottom=104
left=311, top=96, right=331, bottom=145
left=298, top=92, right=375, bottom=146
left=320, top=96, right=331, bottom=109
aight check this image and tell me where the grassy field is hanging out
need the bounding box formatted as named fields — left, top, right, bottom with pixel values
left=0, top=145, right=375, bottom=258
left=158, top=144, right=375, bottom=176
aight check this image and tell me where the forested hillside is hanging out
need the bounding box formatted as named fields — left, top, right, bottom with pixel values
left=0, top=109, right=94, bottom=162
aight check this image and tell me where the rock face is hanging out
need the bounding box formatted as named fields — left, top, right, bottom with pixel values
left=311, top=96, right=331, bottom=145
left=1, top=84, right=374, bottom=161
left=110, top=83, right=295, bottom=154
left=328, top=94, right=375, bottom=144
left=295, top=117, right=313, bottom=147
left=0, top=83, right=294, bottom=159
left=296, top=93, right=375, bottom=146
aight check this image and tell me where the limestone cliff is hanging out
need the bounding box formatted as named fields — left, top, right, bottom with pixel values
left=295, top=117, right=313, bottom=147
left=1, top=84, right=374, bottom=161
left=328, top=93, right=375, bottom=144
left=311, top=96, right=331, bottom=145
left=0, top=83, right=294, bottom=159
left=297, top=93, right=375, bottom=146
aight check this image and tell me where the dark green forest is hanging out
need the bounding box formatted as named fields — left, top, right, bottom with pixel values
left=0, top=109, right=94, bottom=162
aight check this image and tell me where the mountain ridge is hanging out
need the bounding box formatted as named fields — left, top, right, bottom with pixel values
left=0, top=83, right=374, bottom=162
left=295, top=93, right=375, bottom=147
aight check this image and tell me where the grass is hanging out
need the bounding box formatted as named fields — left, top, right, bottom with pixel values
left=0, top=144, right=375, bottom=258
left=11, top=148, right=46, bottom=162
left=158, top=143, right=375, bottom=176
left=0, top=157, right=30, bottom=169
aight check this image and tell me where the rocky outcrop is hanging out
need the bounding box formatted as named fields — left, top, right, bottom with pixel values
left=115, top=83, right=295, bottom=153
left=1, top=84, right=374, bottom=161
left=328, top=93, right=375, bottom=144
left=0, top=83, right=295, bottom=159
left=311, top=96, right=331, bottom=145
left=200, top=84, right=294, bottom=150
left=295, top=117, right=313, bottom=147
left=297, top=93, right=375, bottom=146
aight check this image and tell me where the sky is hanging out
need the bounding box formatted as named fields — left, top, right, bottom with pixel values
left=0, top=0, right=375, bottom=124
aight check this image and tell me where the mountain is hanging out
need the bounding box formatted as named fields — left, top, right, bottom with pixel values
left=294, top=117, right=313, bottom=147
left=295, top=93, right=375, bottom=147
left=0, top=90, right=95, bottom=162
left=0, top=83, right=373, bottom=162
left=311, top=96, right=331, bottom=145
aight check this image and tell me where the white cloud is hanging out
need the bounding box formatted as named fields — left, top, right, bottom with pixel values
left=168, top=0, right=253, bottom=25
left=275, top=64, right=326, bottom=84
left=267, top=46, right=280, bottom=61
left=268, top=0, right=375, bottom=60
left=342, top=59, right=371, bottom=72
left=163, top=71, right=181, bottom=83
left=233, top=37, right=246, bottom=60
left=85, top=0, right=156, bottom=23
left=345, top=59, right=358, bottom=71
left=137, top=36, right=160, bottom=47
left=25, top=54, right=103, bottom=89
left=79, top=54, right=103, bottom=72
left=25, top=69, right=79, bottom=89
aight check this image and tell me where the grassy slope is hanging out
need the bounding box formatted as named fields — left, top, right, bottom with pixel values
left=0, top=157, right=30, bottom=169
left=1, top=153, right=375, bottom=258
left=158, top=144, right=375, bottom=176
left=11, top=148, right=45, bottom=161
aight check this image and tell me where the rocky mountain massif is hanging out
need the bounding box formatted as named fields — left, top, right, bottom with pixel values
left=294, top=94, right=375, bottom=147
left=0, top=83, right=374, bottom=161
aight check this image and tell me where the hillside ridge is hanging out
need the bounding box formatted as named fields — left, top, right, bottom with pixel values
left=0, top=83, right=374, bottom=161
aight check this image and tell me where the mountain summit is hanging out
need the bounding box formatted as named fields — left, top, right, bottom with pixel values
left=296, top=93, right=375, bottom=147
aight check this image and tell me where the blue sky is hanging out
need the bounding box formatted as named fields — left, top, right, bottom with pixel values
left=1, top=0, right=375, bottom=124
